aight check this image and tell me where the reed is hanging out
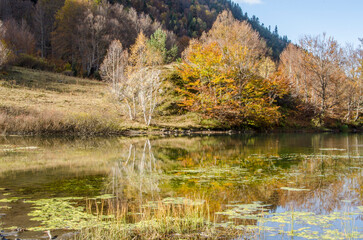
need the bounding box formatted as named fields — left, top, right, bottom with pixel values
left=77, top=196, right=243, bottom=240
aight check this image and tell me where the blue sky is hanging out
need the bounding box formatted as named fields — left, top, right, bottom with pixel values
left=235, top=0, right=363, bottom=46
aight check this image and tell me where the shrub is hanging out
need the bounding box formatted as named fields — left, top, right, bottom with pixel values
left=14, top=54, right=56, bottom=71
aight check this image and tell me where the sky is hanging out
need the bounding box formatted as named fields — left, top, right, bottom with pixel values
left=235, top=0, right=363, bottom=47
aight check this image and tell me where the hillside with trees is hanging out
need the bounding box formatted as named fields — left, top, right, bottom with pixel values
left=114, top=0, right=290, bottom=58
left=0, top=0, right=289, bottom=60
left=0, top=0, right=362, bottom=134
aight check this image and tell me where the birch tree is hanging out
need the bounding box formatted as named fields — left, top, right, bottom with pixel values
left=100, top=40, right=139, bottom=120
left=128, top=31, right=163, bottom=126
left=131, top=68, right=162, bottom=126
left=101, top=31, right=163, bottom=125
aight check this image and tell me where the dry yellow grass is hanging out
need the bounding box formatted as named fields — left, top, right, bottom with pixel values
left=0, top=67, right=203, bottom=135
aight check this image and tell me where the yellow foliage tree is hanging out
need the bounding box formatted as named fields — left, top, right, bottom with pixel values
left=177, top=11, right=285, bottom=127
left=128, top=31, right=148, bottom=71
left=200, top=10, right=267, bottom=78
left=178, top=40, right=283, bottom=127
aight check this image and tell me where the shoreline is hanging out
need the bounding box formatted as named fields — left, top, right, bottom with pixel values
left=1, top=67, right=361, bottom=138
left=1, top=125, right=361, bottom=138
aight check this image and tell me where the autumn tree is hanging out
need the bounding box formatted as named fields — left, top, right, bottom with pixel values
left=342, top=43, right=363, bottom=121
left=129, top=32, right=149, bottom=70
left=177, top=11, right=284, bottom=127
left=178, top=41, right=241, bottom=124
left=280, top=35, right=362, bottom=123
left=51, top=1, right=173, bottom=76
left=201, top=10, right=268, bottom=79
left=299, top=34, right=345, bottom=120
left=280, top=44, right=314, bottom=107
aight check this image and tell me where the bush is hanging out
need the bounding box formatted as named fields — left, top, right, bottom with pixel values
left=14, top=54, right=56, bottom=71
left=340, top=124, right=349, bottom=132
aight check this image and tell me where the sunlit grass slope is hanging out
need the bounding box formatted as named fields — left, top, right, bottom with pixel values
left=0, top=67, right=204, bottom=135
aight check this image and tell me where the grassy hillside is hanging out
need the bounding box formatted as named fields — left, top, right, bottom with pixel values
left=0, top=67, right=205, bottom=135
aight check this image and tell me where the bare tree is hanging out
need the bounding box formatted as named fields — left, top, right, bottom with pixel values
left=358, top=39, right=363, bottom=120
left=2, top=19, right=35, bottom=55
left=128, top=31, right=163, bottom=125
left=78, top=7, right=109, bottom=76
left=101, top=32, right=163, bottom=125
left=280, top=35, right=361, bottom=122
left=32, top=0, right=65, bottom=58
left=100, top=40, right=139, bottom=120
left=299, top=34, right=345, bottom=120
left=342, top=44, right=362, bottom=121
left=33, top=2, right=46, bottom=58
left=132, top=68, right=162, bottom=126
left=280, top=44, right=314, bottom=106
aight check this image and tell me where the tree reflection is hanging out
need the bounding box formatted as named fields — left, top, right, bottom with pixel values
left=108, top=139, right=164, bottom=205
left=104, top=134, right=362, bottom=220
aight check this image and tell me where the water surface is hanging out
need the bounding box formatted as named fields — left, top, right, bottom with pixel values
left=0, top=133, right=362, bottom=239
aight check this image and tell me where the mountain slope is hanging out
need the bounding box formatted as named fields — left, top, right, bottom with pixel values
left=113, top=0, right=290, bottom=58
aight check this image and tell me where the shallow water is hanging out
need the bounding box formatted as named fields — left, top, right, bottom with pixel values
left=0, top=133, right=362, bottom=239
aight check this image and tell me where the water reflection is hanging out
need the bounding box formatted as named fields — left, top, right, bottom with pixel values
left=109, top=140, right=162, bottom=200
left=0, top=133, right=361, bottom=238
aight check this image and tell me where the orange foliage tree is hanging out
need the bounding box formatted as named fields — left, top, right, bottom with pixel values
left=177, top=11, right=286, bottom=127
left=178, top=40, right=284, bottom=127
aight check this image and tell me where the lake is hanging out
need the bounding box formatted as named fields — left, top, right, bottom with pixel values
left=0, top=133, right=362, bottom=239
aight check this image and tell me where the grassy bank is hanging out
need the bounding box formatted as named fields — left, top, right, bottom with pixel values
left=0, top=67, right=207, bottom=135
left=0, top=67, right=360, bottom=136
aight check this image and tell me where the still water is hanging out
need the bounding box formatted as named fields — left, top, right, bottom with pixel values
left=0, top=133, right=362, bottom=239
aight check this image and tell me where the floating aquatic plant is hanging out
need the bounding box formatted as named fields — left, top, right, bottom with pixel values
left=215, top=204, right=363, bottom=239
left=0, top=197, right=24, bottom=203
left=26, top=197, right=99, bottom=231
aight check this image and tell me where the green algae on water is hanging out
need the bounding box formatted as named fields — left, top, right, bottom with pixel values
left=26, top=197, right=98, bottom=231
